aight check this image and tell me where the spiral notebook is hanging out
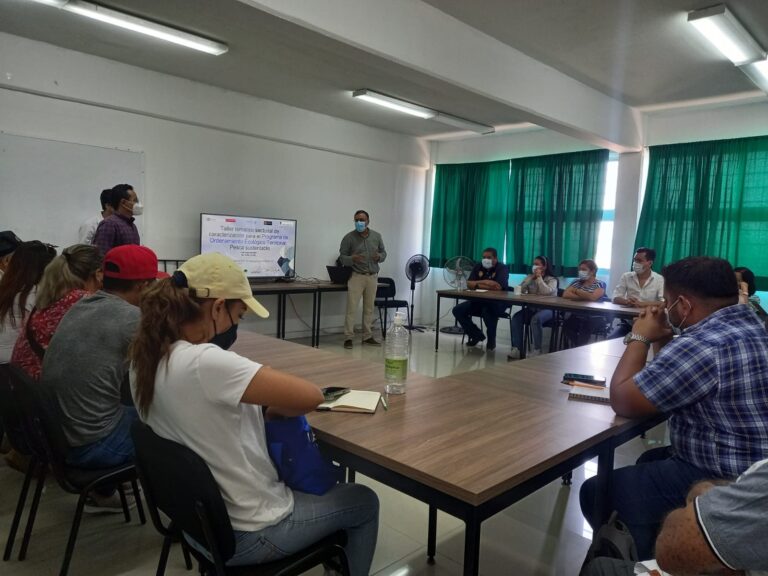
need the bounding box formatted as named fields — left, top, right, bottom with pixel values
left=567, top=384, right=611, bottom=404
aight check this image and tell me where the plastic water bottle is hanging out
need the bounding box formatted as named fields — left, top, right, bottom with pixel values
left=384, top=311, right=410, bottom=395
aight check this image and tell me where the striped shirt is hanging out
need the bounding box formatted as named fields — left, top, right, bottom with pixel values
left=635, top=304, right=768, bottom=478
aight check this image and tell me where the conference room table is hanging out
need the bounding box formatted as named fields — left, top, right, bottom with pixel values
left=232, top=331, right=662, bottom=576
left=435, top=289, right=644, bottom=353
left=250, top=281, right=391, bottom=347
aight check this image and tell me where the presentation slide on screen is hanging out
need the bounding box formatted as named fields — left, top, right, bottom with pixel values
left=200, top=214, right=296, bottom=278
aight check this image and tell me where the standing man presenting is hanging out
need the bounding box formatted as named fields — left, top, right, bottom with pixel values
left=339, top=210, right=386, bottom=349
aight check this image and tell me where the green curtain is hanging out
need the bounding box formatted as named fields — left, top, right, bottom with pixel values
left=428, top=160, right=509, bottom=267
left=506, top=149, right=608, bottom=276
left=635, top=136, right=768, bottom=289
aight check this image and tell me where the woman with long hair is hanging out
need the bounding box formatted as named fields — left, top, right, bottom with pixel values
left=0, top=241, right=57, bottom=363
left=11, top=244, right=102, bottom=379
left=130, top=253, right=378, bottom=575
left=509, top=255, right=559, bottom=359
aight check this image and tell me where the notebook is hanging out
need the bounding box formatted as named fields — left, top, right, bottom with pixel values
left=567, top=384, right=611, bottom=404
left=317, top=390, right=381, bottom=413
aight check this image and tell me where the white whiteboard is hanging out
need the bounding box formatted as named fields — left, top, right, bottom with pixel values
left=0, top=132, right=145, bottom=250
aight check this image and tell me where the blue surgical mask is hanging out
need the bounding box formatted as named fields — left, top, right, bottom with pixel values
left=355, top=220, right=367, bottom=233
left=578, top=270, right=589, bottom=280
left=210, top=308, right=238, bottom=350
left=482, top=258, right=493, bottom=269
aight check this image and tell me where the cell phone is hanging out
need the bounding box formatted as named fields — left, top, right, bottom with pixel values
left=321, top=387, right=350, bottom=401
left=562, top=373, right=606, bottom=386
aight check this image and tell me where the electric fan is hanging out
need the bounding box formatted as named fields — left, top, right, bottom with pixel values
left=405, top=254, right=430, bottom=332
left=440, top=256, right=475, bottom=334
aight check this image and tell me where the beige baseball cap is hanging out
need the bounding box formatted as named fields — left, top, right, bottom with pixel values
left=178, top=253, right=269, bottom=318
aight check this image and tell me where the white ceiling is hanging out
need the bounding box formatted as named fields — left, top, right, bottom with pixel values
left=0, top=0, right=766, bottom=139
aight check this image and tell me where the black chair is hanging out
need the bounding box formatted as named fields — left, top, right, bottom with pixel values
left=375, top=277, right=410, bottom=337
left=131, top=420, right=350, bottom=576
left=7, top=365, right=145, bottom=576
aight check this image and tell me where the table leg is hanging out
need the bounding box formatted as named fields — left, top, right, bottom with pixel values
left=382, top=296, right=389, bottom=340
left=427, top=505, right=437, bottom=565
left=276, top=294, right=284, bottom=338
left=281, top=294, right=288, bottom=339
left=435, top=296, right=441, bottom=351
left=519, top=305, right=527, bottom=360
left=463, top=512, right=481, bottom=576
left=314, top=291, right=322, bottom=348
left=347, top=469, right=356, bottom=483
left=594, top=443, right=615, bottom=524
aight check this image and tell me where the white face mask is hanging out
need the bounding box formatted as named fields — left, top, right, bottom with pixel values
left=481, top=258, right=493, bottom=269
left=532, top=265, right=541, bottom=273
left=131, top=202, right=144, bottom=216
left=578, top=270, right=589, bottom=280
left=632, top=262, right=645, bottom=274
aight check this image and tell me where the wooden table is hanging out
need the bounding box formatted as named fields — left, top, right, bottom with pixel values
left=251, top=281, right=389, bottom=347
left=232, top=332, right=662, bottom=575
left=435, top=289, right=643, bottom=353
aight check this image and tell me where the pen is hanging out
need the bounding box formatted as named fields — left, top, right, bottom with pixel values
left=380, top=395, right=388, bottom=411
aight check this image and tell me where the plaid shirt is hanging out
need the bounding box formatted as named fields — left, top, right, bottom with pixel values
left=635, top=304, right=768, bottom=478
left=92, top=213, right=140, bottom=257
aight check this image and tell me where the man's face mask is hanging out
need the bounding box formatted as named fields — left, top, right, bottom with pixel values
left=666, top=296, right=689, bottom=335
left=482, top=258, right=493, bottom=269
left=355, top=220, right=367, bottom=233
left=210, top=306, right=238, bottom=350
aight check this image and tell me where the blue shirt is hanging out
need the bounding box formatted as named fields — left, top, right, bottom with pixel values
left=634, top=304, right=768, bottom=478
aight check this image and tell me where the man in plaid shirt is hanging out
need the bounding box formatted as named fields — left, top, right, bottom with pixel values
left=580, top=256, right=768, bottom=560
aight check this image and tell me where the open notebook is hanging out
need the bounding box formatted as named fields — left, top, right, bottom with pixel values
left=317, top=390, right=381, bottom=414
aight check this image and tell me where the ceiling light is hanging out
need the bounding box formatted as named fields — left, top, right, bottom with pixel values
left=688, top=4, right=765, bottom=65
left=352, top=89, right=495, bottom=135
left=740, top=59, right=768, bottom=92
left=24, top=0, right=228, bottom=55
left=352, top=89, right=435, bottom=119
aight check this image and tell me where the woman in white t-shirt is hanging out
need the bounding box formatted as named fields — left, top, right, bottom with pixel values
left=0, top=241, right=57, bottom=363
left=129, top=253, right=378, bottom=575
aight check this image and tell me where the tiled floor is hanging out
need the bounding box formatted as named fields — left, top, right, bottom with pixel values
left=0, top=327, right=666, bottom=576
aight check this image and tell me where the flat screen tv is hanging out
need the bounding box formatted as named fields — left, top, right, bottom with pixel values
left=200, top=213, right=296, bottom=280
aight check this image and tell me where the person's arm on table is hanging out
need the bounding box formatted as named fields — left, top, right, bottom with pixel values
left=610, top=306, right=669, bottom=418
left=241, top=366, right=324, bottom=419
left=612, top=274, right=631, bottom=305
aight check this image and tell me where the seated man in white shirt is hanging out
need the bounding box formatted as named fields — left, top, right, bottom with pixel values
left=609, top=247, right=664, bottom=338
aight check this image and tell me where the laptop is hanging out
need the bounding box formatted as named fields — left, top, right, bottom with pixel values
left=327, top=265, right=352, bottom=284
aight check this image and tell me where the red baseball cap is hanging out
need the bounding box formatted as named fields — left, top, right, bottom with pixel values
left=103, top=245, right=163, bottom=280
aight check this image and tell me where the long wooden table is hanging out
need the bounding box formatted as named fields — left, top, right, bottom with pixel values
left=435, top=289, right=643, bottom=353
left=232, top=331, right=662, bottom=575
left=251, top=281, right=390, bottom=347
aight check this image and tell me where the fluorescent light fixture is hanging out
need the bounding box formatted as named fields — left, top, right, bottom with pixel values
left=434, top=112, right=495, bottom=135
left=740, top=58, right=768, bottom=92
left=352, top=89, right=435, bottom=119
left=24, top=0, right=228, bottom=55
left=352, top=89, right=495, bottom=135
left=688, top=4, right=765, bottom=65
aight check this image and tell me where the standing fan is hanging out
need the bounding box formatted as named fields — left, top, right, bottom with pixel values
left=405, top=254, right=430, bottom=332
left=440, top=256, right=475, bottom=334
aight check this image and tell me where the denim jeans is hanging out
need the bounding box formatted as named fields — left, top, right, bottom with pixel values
left=227, top=483, right=379, bottom=576
left=511, top=309, right=553, bottom=351
left=453, top=300, right=508, bottom=348
left=67, top=406, right=139, bottom=468
left=579, top=446, right=717, bottom=560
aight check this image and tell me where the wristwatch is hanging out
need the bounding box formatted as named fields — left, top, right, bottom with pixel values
left=623, top=332, right=651, bottom=346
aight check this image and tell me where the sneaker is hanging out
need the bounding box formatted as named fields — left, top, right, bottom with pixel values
left=85, top=490, right=137, bottom=515
left=343, top=340, right=353, bottom=349
left=528, top=349, right=542, bottom=358
left=507, top=347, right=520, bottom=361
left=362, top=337, right=381, bottom=346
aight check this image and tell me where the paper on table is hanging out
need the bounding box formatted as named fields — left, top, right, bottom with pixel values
left=474, top=289, right=488, bottom=292
left=633, top=560, right=671, bottom=575
left=317, top=390, right=381, bottom=414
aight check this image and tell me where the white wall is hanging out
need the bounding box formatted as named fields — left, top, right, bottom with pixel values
left=0, top=33, right=429, bottom=337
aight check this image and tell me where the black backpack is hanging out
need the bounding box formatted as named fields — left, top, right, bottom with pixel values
left=579, top=511, right=638, bottom=575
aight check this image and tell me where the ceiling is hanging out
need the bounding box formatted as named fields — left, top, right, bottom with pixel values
left=0, top=0, right=766, bottom=138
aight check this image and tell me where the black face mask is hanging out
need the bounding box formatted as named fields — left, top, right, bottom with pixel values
left=210, top=308, right=238, bottom=350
